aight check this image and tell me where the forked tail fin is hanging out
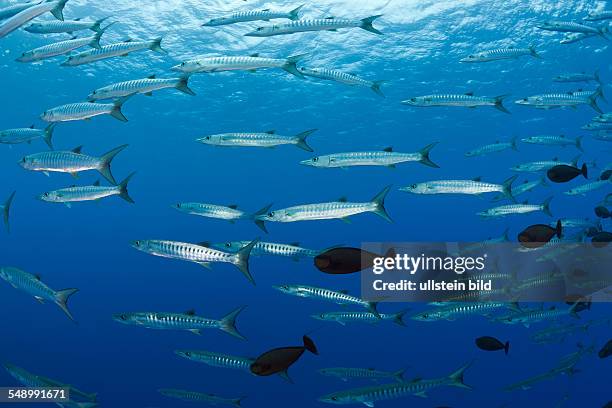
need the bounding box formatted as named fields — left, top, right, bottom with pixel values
left=219, top=306, right=247, bottom=340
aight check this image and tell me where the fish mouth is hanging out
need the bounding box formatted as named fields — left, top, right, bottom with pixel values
left=170, top=65, right=182, bottom=72
left=244, top=31, right=259, bottom=37
left=298, top=159, right=313, bottom=166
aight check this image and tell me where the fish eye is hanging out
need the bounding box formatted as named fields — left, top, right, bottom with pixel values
left=43, top=192, right=49, bottom=197
left=313, top=157, right=318, bottom=162
left=225, top=242, right=232, bottom=248
left=411, top=184, right=417, bottom=188
left=184, top=351, right=191, bottom=356
left=176, top=203, right=181, bottom=208
left=181, top=62, right=186, bottom=66
left=21, top=157, right=26, bottom=163
left=257, top=27, right=263, bottom=31
left=331, top=397, right=338, bottom=401
left=268, top=211, right=275, bottom=217
left=92, top=90, right=97, bottom=94
left=134, top=240, right=140, bottom=246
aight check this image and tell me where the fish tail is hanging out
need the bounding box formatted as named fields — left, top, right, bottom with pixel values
left=502, top=175, right=518, bottom=202
left=294, top=128, right=317, bottom=151
left=360, top=15, right=384, bottom=35
left=98, top=144, right=128, bottom=185
left=234, top=238, right=259, bottom=285
left=91, top=16, right=110, bottom=33
left=231, top=397, right=246, bottom=407
left=598, top=25, right=609, bottom=39
left=539, top=176, right=549, bottom=187
left=494, top=94, right=511, bottom=114
left=149, top=37, right=166, bottom=54
left=370, top=80, right=386, bottom=97
left=588, top=93, right=603, bottom=113
left=571, top=154, right=581, bottom=168
left=175, top=74, right=196, bottom=96
left=555, top=219, right=563, bottom=239
left=43, top=123, right=55, bottom=150
left=251, top=204, right=273, bottom=233
left=418, top=142, right=439, bottom=168
left=283, top=54, right=308, bottom=78
left=511, top=135, right=519, bottom=151
left=370, top=185, right=392, bottom=222
left=542, top=196, right=553, bottom=217
left=392, top=309, right=410, bottom=327
left=366, top=301, right=381, bottom=318
left=529, top=45, right=541, bottom=58
left=303, top=335, right=319, bottom=355
left=50, top=0, right=69, bottom=21
left=581, top=163, right=588, bottom=179
left=393, top=368, right=405, bottom=382
left=447, top=360, right=473, bottom=389
left=2, top=191, right=16, bottom=233
left=55, top=288, right=79, bottom=322
left=110, top=94, right=133, bottom=122
left=289, top=4, right=304, bottom=20
left=595, top=84, right=608, bottom=104
left=504, top=341, right=510, bottom=355
left=89, top=22, right=111, bottom=49
left=117, top=172, right=136, bottom=204
left=568, top=302, right=581, bottom=319
left=575, top=135, right=584, bottom=152
left=594, top=68, right=601, bottom=84
left=219, top=306, right=247, bottom=340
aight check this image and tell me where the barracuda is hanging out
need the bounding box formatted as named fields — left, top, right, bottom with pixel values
left=88, top=74, right=194, bottom=100
left=319, top=362, right=472, bottom=405
left=0, top=266, right=78, bottom=321
left=531, top=321, right=595, bottom=344
left=522, top=135, right=583, bottom=151
left=0, top=124, right=55, bottom=149
left=17, top=29, right=107, bottom=62
left=399, top=176, right=517, bottom=201
left=502, top=303, right=580, bottom=328
left=175, top=350, right=254, bottom=371
left=510, top=155, right=580, bottom=172
left=41, top=96, right=131, bottom=122
left=564, top=179, right=612, bottom=196
left=312, top=310, right=408, bottom=327
left=319, top=367, right=405, bottom=383
left=131, top=238, right=258, bottom=284
left=0, top=0, right=69, bottom=39
left=560, top=31, right=598, bottom=44
left=0, top=1, right=40, bottom=20
left=583, top=122, right=612, bottom=131
left=401, top=93, right=510, bottom=113
left=478, top=197, right=553, bottom=218
left=492, top=177, right=548, bottom=202
left=245, top=15, right=383, bottom=37
left=465, top=137, right=518, bottom=157
left=197, top=128, right=316, bottom=151
left=113, top=307, right=246, bottom=339
left=297, top=66, right=386, bottom=97
left=24, top=16, right=108, bottom=34
left=19, top=144, right=128, bottom=184
left=208, top=240, right=337, bottom=261
left=411, top=302, right=519, bottom=322
left=171, top=54, right=307, bottom=78
left=592, top=112, right=612, bottom=122
left=538, top=20, right=607, bottom=36
left=514, top=270, right=564, bottom=292
left=460, top=46, right=540, bottom=62
left=460, top=228, right=510, bottom=254
left=39, top=173, right=135, bottom=206
left=585, top=10, right=612, bottom=20
left=61, top=38, right=166, bottom=66
left=300, top=143, right=438, bottom=168
left=172, top=203, right=271, bottom=233
left=553, top=70, right=601, bottom=84
left=203, top=5, right=303, bottom=26
left=514, top=92, right=602, bottom=113
left=258, top=186, right=391, bottom=225
left=274, top=284, right=380, bottom=317
left=159, top=389, right=243, bottom=407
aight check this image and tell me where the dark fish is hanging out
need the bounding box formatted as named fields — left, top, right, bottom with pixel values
left=603, top=401, right=612, bottom=408
left=250, top=335, right=318, bottom=380
left=564, top=296, right=592, bottom=312
left=518, top=220, right=563, bottom=248
left=594, top=206, right=610, bottom=218
left=600, top=169, right=612, bottom=181
left=475, top=336, right=510, bottom=355
left=599, top=339, right=612, bottom=359
left=592, top=231, right=612, bottom=247
left=547, top=163, right=588, bottom=183
left=315, top=247, right=395, bottom=275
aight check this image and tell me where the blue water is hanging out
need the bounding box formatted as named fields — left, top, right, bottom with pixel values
left=1, top=0, right=611, bottom=407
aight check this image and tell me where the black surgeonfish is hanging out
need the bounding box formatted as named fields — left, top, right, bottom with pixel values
left=547, top=163, right=587, bottom=183
left=591, top=231, right=612, bottom=247
left=594, top=206, right=610, bottom=218
left=518, top=220, right=563, bottom=248
left=599, top=339, right=612, bottom=359
left=475, top=336, right=510, bottom=355
left=250, top=336, right=318, bottom=381
left=315, top=247, right=396, bottom=274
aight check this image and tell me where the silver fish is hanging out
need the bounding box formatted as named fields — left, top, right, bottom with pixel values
left=412, top=302, right=517, bottom=322
left=16, top=30, right=106, bottom=63
left=274, top=284, right=380, bottom=316
left=175, top=350, right=254, bottom=372
left=510, top=155, right=580, bottom=172
left=312, top=310, right=408, bottom=327
left=130, top=238, right=258, bottom=284
left=538, top=20, right=607, bottom=36
left=402, top=92, right=510, bottom=113
left=492, top=177, right=548, bottom=202
left=197, top=129, right=316, bottom=151
left=0, top=0, right=69, bottom=38
left=560, top=31, right=599, bottom=44
left=245, top=15, right=383, bottom=37
left=172, top=202, right=271, bottom=233
left=0, top=1, right=40, bottom=21
left=593, top=113, right=612, bottom=123
left=300, top=143, right=438, bottom=168
left=39, top=173, right=135, bottom=206
left=318, top=366, right=405, bottom=383
left=477, top=197, right=553, bottom=218
left=521, top=135, right=583, bottom=151
left=0, top=123, right=55, bottom=148
left=0, top=266, right=78, bottom=321
left=584, top=10, right=612, bottom=21
left=41, top=95, right=131, bottom=122
left=208, top=240, right=336, bottom=261
left=19, top=144, right=128, bottom=184
left=465, top=137, right=518, bottom=157
left=61, top=38, right=166, bottom=66
left=159, top=388, right=243, bottom=407
left=399, top=176, right=517, bottom=200
left=460, top=46, right=540, bottom=62
left=553, top=70, right=601, bottom=84
left=515, top=92, right=602, bottom=113
left=203, top=5, right=304, bottom=26
left=171, top=53, right=306, bottom=78
left=24, top=16, right=108, bottom=34
left=502, top=303, right=581, bottom=328
left=297, top=66, right=386, bottom=97
left=564, top=179, right=611, bottom=196
left=583, top=122, right=612, bottom=131
left=88, top=74, right=194, bottom=101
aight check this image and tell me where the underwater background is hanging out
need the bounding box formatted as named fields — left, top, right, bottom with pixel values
left=0, top=0, right=611, bottom=407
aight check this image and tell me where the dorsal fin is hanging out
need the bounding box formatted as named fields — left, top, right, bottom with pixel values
left=465, top=92, right=474, bottom=96
left=265, top=129, right=275, bottom=134
left=338, top=290, right=349, bottom=294
left=289, top=242, right=300, bottom=247
left=261, top=8, right=270, bottom=11
left=74, top=17, right=81, bottom=21
left=123, top=38, right=133, bottom=42
left=228, top=204, right=238, bottom=209
left=383, top=147, right=393, bottom=152
left=184, top=309, right=196, bottom=316
left=29, top=125, right=35, bottom=129
left=325, top=16, right=335, bottom=19
left=472, top=176, right=482, bottom=182
left=560, top=134, right=565, bottom=138
left=197, top=241, right=210, bottom=247
left=72, top=145, right=83, bottom=154
left=553, top=157, right=558, bottom=161
left=250, top=53, right=260, bottom=57
left=147, top=74, right=156, bottom=79
left=93, top=180, right=100, bottom=186
left=522, top=200, right=528, bottom=204
left=35, top=274, right=41, bottom=281
left=338, top=196, right=348, bottom=202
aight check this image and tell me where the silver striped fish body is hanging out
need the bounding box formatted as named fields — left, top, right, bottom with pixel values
left=522, top=135, right=580, bottom=147
left=560, top=32, right=596, bottom=43
left=41, top=101, right=114, bottom=122
left=319, top=367, right=400, bottom=381
left=160, top=389, right=239, bottom=406
left=492, top=178, right=546, bottom=201
left=585, top=11, right=612, bottom=21
left=204, top=9, right=297, bottom=26
left=553, top=73, right=598, bottom=82
left=0, top=0, right=64, bottom=38
left=0, top=127, right=46, bottom=144
left=277, top=285, right=368, bottom=308
left=511, top=160, right=573, bottom=172
left=565, top=179, right=611, bottom=195
left=403, top=93, right=498, bottom=107
left=198, top=132, right=299, bottom=148
left=315, top=311, right=398, bottom=324
left=555, top=218, right=601, bottom=230
left=17, top=35, right=98, bottom=62
left=175, top=350, right=253, bottom=371
left=298, top=67, right=372, bottom=87
left=303, top=151, right=420, bottom=168
left=412, top=302, right=508, bottom=321
left=583, top=122, right=612, bottom=131
left=114, top=312, right=220, bottom=331
left=465, top=142, right=513, bottom=157
left=517, top=93, right=592, bottom=108
left=401, top=180, right=503, bottom=195
left=62, top=40, right=157, bottom=66
left=0, top=267, right=57, bottom=303
left=506, top=307, right=577, bottom=326
left=461, top=48, right=535, bottom=62
left=248, top=18, right=362, bottom=36
left=569, top=89, right=600, bottom=99
left=89, top=77, right=183, bottom=100
left=173, top=203, right=247, bottom=220
left=539, top=20, right=601, bottom=34
left=24, top=19, right=99, bottom=34
left=174, top=56, right=285, bottom=74
left=40, top=185, right=120, bottom=203
left=478, top=203, right=545, bottom=218
left=131, top=239, right=237, bottom=265
left=265, top=201, right=376, bottom=222
left=593, top=113, right=612, bottom=123
left=20, top=150, right=100, bottom=174
left=3, top=365, right=50, bottom=388
left=0, top=2, right=39, bottom=20
left=214, top=240, right=320, bottom=259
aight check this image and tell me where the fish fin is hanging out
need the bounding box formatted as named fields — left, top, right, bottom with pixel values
left=234, top=238, right=259, bottom=285
left=249, top=53, right=260, bottom=57
left=55, top=288, right=79, bottom=322
left=34, top=296, right=45, bottom=304
left=383, top=146, right=393, bottom=152
left=197, top=262, right=212, bottom=269
left=362, top=402, right=375, bottom=407
left=188, top=329, right=201, bottom=335
left=251, top=204, right=272, bottom=233
left=371, top=80, right=386, bottom=97
left=64, top=202, right=72, bottom=208
left=502, top=175, right=518, bottom=202
left=367, top=301, right=381, bottom=318
left=70, top=172, right=79, bottom=179
left=447, top=360, right=473, bottom=389
left=414, top=391, right=427, bottom=398
left=144, top=91, right=153, bottom=96
left=392, top=309, right=409, bottom=327
left=110, top=94, right=133, bottom=122
left=2, top=191, right=16, bottom=233
left=360, top=15, right=383, bottom=35
left=184, top=309, right=196, bottom=315
left=303, top=335, right=318, bottom=355
left=89, top=28, right=105, bottom=49
left=588, top=93, right=603, bottom=113
left=289, top=4, right=304, bottom=20
left=542, top=196, right=553, bottom=217
left=370, top=185, right=393, bottom=222
left=220, top=306, right=247, bottom=340
left=149, top=37, right=166, bottom=54
left=93, top=180, right=101, bottom=187
left=340, top=217, right=352, bottom=224
left=278, top=370, right=293, bottom=383
left=505, top=341, right=510, bottom=355
left=418, top=142, right=439, bottom=168
left=581, top=163, right=588, bottom=179
left=43, top=123, right=55, bottom=149
left=98, top=144, right=128, bottom=185
left=529, top=45, right=541, bottom=58
left=231, top=397, right=245, bottom=408
left=175, top=74, right=196, bottom=96
left=115, top=172, right=135, bottom=204
left=465, top=92, right=474, bottom=96
left=43, top=171, right=50, bottom=177
left=282, top=54, right=308, bottom=78
left=294, top=128, right=317, bottom=152
left=494, top=94, right=511, bottom=114
left=338, top=196, right=348, bottom=202
left=227, top=204, right=238, bottom=210
left=511, top=136, right=519, bottom=151
left=50, top=0, right=68, bottom=21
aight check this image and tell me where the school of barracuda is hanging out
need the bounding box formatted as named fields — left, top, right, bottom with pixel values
left=0, top=1, right=611, bottom=407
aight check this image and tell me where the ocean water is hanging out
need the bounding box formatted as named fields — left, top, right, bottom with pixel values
left=0, top=0, right=611, bottom=407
